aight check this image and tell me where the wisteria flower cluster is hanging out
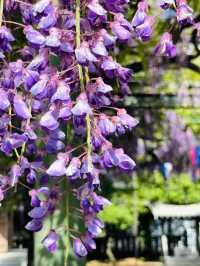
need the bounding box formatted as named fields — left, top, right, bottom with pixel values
left=156, top=111, right=197, bottom=162
left=0, top=0, right=195, bottom=261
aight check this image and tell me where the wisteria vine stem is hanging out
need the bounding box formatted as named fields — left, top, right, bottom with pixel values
left=75, top=0, right=84, bottom=92
left=75, top=0, right=93, bottom=169
left=3, top=20, right=25, bottom=27
left=64, top=182, right=70, bottom=266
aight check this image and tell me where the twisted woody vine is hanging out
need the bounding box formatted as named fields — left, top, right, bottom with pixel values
left=0, top=0, right=197, bottom=262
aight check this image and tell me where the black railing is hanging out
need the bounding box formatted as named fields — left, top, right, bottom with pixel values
left=87, top=233, right=163, bottom=261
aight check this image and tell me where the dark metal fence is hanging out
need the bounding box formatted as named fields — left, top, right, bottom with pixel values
left=88, top=234, right=137, bottom=260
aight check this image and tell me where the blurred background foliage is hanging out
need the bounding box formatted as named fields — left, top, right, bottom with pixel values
left=98, top=0, right=200, bottom=233
left=100, top=172, right=200, bottom=230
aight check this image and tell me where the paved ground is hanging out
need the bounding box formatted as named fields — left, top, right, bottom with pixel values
left=87, top=258, right=163, bottom=266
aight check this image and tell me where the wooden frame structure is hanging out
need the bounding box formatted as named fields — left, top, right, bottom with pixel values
left=150, top=203, right=200, bottom=266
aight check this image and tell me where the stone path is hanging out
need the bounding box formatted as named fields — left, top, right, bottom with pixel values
left=87, top=258, right=163, bottom=266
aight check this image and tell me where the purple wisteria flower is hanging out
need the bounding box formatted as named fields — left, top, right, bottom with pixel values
left=98, top=114, right=116, bottom=136
left=0, top=90, right=10, bottom=110
left=28, top=206, right=48, bottom=219
left=91, top=37, right=108, bottom=57
left=40, top=112, right=59, bottom=131
left=131, top=1, right=156, bottom=42
left=132, top=1, right=148, bottom=27
left=176, top=0, right=193, bottom=25
left=103, top=148, right=136, bottom=171
left=101, top=57, right=118, bottom=79
left=99, top=29, right=116, bottom=48
left=24, top=26, right=46, bottom=46
left=81, top=234, right=96, bottom=251
left=74, top=238, right=88, bottom=257
left=45, top=28, right=61, bottom=48
left=33, top=0, right=51, bottom=13
left=104, top=0, right=129, bottom=13
left=42, top=230, right=58, bottom=252
left=72, top=93, right=93, bottom=116
left=38, top=8, right=58, bottom=30
left=154, top=32, right=176, bottom=58
left=135, top=16, right=155, bottom=42
left=14, top=96, right=32, bottom=119
left=0, top=26, right=15, bottom=56
left=47, top=159, right=66, bottom=176
left=25, top=219, right=43, bottom=232
left=75, top=42, right=97, bottom=65
left=158, top=0, right=174, bottom=10
left=9, top=164, right=21, bottom=187
left=87, top=0, right=107, bottom=25
left=65, top=157, right=81, bottom=180
left=110, top=21, right=131, bottom=42
left=51, top=82, right=70, bottom=103
left=26, top=169, right=37, bottom=184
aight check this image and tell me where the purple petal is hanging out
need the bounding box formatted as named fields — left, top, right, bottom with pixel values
left=42, top=230, right=58, bottom=253
left=98, top=115, right=116, bottom=136
left=74, top=238, right=88, bottom=257
left=51, top=82, right=70, bottom=103
left=40, top=112, right=59, bottom=131
left=25, top=219, right=43, bottom=232
left=111, top=22, right=131, bottom=41
left=46, top=159, right=66, bottom=176
left=14, top=96, right=32, bottom=119
left=24, top=70, right=40, bottom=90
left=0, top=91, right=10, bottom=111
left=28, top=206, right=47, bottom=219
left=88, top=1, right=107, bottom=16
left=81, top=234, right=96, bottom=251
left=93, top=194, right=111, bottom=208
left=0, top=26, right=15, bottom=42
left=24, top=26, right=46, bottom=46
left=103, top=149, right=119, bottom=168
left=65, top=158, right=81, bottom=179
left=9, top=164, right=21, bottom=187
left=38, top=12, right=58, bottom=30
left=27, top=169, right=37, bottom=184
left=30, top=78, right=48, bottom=97
left=46, top=28, right=61, bottom=47
left=72, top=98, right=92, bottom=116
left=33, top=0, right=51, bottom=13
left=117, top=153, right=136, bottom=171
left=92, top=41, right=108, bottom=56
left=88, top=222, right=102, bottom=236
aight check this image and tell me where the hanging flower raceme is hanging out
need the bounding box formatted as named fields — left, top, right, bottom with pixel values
left=0, top=0, right=194, bottom=261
